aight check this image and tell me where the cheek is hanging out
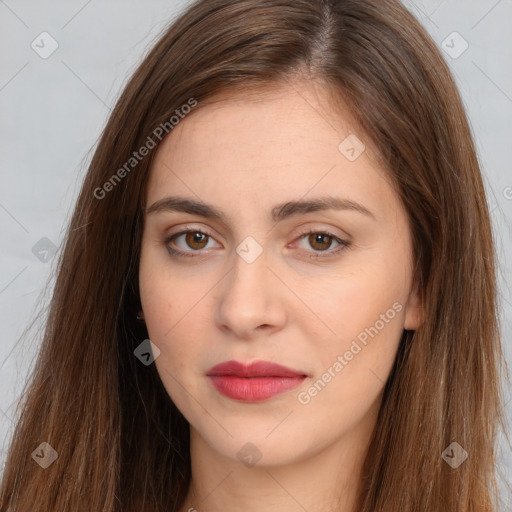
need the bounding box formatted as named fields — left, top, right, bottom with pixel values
left=139, top=248, right=181, bottom=364
left=314, top=264, right=407, bottom=344
left=139, top=264, right=204, bottom=415
left=304, top=290, right=404, bottom=424
left=139, top=279, right=193, bottom=364
left=306, top=253, right=408, bottom=395
left=138, top=246, right=209, bottom=381
left=139, top=241, right=189, bottom=337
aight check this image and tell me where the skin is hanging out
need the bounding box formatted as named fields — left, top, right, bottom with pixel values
left=139, top=78, right=423, bottom=512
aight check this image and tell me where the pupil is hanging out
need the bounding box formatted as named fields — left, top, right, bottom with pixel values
left=185, top=232, right=207, bottom=249
left=312, top=233, right=330, bottom=250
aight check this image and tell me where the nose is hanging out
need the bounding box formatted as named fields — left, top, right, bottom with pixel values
left=214, top=246, right=287, bottom=341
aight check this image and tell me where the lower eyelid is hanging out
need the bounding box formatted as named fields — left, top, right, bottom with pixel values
left=165, top=230, right=219, bottom=252
left=292, top=230, right=349, bottom=251
left=164, top=229, right=350, bottom=257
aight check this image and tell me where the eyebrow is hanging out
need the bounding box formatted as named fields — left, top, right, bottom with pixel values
left=145, top=195, right=376, bottom=223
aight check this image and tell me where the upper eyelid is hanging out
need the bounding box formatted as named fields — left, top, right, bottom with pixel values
left=165, top=226, right=349, bottom=251
left=166, top=225, right=221, bottom=244
left=165, top=222, right=350, bottom=241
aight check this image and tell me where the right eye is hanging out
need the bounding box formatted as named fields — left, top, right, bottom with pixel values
left=164, top=229, right=221, bottom=258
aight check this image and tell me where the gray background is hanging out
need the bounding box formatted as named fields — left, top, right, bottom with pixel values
left=1, top=0, right=511, bottom=506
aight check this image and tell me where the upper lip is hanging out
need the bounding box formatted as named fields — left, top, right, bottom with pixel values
left=207, top=360, right=307, bottom=378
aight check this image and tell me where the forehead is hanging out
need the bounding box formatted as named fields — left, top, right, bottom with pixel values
left=145, top=80, right=395, bottom=221
left=165, top=80, right=355, bottom=152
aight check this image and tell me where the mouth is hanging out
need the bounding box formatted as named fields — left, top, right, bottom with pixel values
left=206, top=360, right=308, bottom=402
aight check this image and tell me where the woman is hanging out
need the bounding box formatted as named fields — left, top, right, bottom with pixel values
left=0, top=0, right=507, bottom=510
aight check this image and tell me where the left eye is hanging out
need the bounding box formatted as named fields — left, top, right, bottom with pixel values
left=164, top=229, right=350, bottom=258
left=294, top=230, right=347, bottom=254
left=291, top=229, right=350, bottom=258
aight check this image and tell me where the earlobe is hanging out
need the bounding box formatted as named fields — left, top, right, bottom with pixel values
left=403, top=282, right=424, bottom=331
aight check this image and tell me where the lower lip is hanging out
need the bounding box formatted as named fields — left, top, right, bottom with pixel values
left=208, top=375, right=306, bottom=402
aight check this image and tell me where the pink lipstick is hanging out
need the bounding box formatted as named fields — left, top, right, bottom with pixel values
left=207, top=360, right=307, bottom=402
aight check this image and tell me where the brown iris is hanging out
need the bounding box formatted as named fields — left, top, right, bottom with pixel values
left=307, top=233, right=333, bottom=251
left=181, top=231, right=334, bottom=252
left=185, top=232, right=209, bottom=250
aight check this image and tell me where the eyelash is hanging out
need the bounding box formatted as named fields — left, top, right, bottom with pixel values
left=163, top=227, right=351, bottom=259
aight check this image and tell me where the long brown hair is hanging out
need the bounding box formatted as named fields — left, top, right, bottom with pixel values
left=0, top=0, right=507, bottom=510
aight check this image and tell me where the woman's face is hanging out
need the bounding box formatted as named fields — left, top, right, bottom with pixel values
left=139, top=80, right=423, bottom=467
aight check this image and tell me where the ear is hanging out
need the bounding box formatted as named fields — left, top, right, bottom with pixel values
left=403, top=280, right=424, bottom=330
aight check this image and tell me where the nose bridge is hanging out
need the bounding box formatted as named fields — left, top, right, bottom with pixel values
left=215, top=237, right=285, bottom=336
left=232, top=241, right=268, bottom=295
